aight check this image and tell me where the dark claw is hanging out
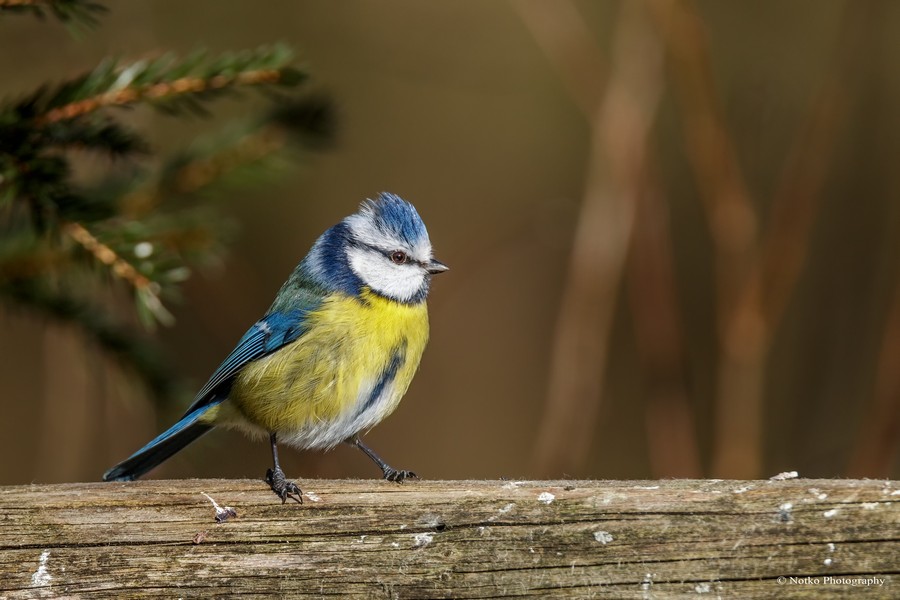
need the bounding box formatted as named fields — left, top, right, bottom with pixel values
left=383, top=468, right=418, bottom=483
left=265, top=467, right=303, bottom=504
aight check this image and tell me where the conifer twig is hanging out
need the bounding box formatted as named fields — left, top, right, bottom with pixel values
left=522, top=1, right=664, bottom=477
left=39, top=70, right=284, bottom=125
left=0, top=0, right=106, bottom=27
left=62, top=221, right=173, bottom=325
left=0, top=23, right=327, bottom=406
left=167, top=128, right=287, bottom=197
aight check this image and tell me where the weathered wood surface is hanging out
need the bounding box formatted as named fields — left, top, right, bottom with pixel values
left=0, top=478, right=897, bottom=598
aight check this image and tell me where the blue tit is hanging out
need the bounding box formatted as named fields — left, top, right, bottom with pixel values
left=103, top=193, right=447, bottom=503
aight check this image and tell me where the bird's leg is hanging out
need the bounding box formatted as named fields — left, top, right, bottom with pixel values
left=265, top=432, right=302, bottom=504
left=348, top=436, right=417, bottom=483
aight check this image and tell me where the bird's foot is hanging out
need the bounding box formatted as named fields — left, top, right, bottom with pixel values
left=265, top=467, right=303, bottom=504
left=382, top=466, right=418, bottom=483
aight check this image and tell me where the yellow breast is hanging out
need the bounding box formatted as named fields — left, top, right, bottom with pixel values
left=224, top=288, right=429, bottom=447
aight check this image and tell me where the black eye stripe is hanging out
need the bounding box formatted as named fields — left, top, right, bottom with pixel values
left=351, top=241, right=424, bottom=266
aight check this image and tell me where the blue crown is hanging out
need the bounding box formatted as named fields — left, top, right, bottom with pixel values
left=289, top=192, right=430, bottom=302
left=360, top=192, right=429, bottom=247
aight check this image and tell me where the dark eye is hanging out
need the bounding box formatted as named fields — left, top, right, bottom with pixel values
left=390, top=251, right=408, bottom=265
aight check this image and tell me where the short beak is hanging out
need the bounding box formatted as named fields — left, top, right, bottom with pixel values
left=426, top=259, right=449, bottom=275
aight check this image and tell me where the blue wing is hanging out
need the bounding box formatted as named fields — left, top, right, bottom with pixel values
left=182, top=304, right=318, bottom=416
left=102, top=300, right=321, bottom=482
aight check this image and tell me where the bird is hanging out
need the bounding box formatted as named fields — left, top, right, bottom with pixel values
left=103, top=193, right=447, bottom=503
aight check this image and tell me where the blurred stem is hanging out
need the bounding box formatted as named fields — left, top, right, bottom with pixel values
left=645, top=0, right=758, bottom=321
left=847, top=0, right=900, bottom=475
left=646, top=0, right=760, bottom=478
left=648, top=0, right=855, bottom=478
left=627, top=163, right=702, bottom=478
left=518, top=0, right=664, bottom=477
left=847, top=277, right=900, bottom=477
left=513, top=0, right=606, bottom=116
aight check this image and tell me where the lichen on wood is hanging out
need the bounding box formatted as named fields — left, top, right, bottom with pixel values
left=0, top=479, right=896, bottom=598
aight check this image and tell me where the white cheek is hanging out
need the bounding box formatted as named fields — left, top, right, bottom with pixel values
left=347, top=247, right=426, bottom=302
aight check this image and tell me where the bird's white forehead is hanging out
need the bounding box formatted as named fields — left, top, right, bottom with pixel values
left=344, top=213, right=432, bottom=260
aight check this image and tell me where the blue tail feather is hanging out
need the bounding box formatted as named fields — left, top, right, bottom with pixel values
left=102, top=401, right=222, bottom=482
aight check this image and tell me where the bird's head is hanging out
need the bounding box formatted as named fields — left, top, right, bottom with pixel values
left=301, top=193, right=447, bottom=304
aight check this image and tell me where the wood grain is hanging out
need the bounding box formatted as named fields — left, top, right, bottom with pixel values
left=0, top=479, right=897, bottom=598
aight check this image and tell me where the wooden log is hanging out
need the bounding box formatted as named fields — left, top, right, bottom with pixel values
left=0, top=479, right=897, bottom=598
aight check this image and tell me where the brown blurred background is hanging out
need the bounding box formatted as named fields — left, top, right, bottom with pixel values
left=1, top=0, right=899, bottom=485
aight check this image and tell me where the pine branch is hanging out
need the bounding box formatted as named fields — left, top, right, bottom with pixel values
left=27, top=45, right=306, bottom=124
left=266, top=94, right=337, bottom=149
left=62, top=221, right=173, bottom=327
left=0, top=151, right=115, bottom=230
left=136, top=96, right=334, bottom=208
left=159, top=128, right=290, bottom=200
left=0, top=0, right=106, bottom=28
left=1, top=97, right=333, bottom=329
left=40, top=115, right=149, bottom=156
left=0, top=231, right=70, bottom=280
left=0, top=26, right=331, bottom=405
left=0, top=51, right=310, bottom=237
